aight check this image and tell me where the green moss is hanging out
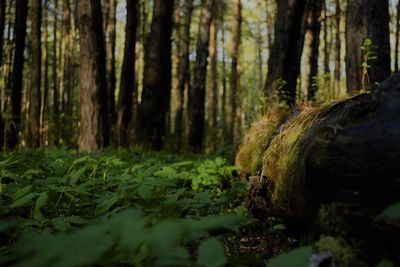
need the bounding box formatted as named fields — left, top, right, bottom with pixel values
left=235, top=107, right=288, bottom=178
left=315, top=236, right=364, bottom=267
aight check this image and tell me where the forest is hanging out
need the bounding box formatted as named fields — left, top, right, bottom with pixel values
left=0, top=0, right=400, bottom=266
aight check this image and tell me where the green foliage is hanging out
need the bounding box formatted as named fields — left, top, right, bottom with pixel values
left=315, top=236, right=361, bottom=267
left=267, top=246, right=312, bottom=267
left=377, top=202, right=400, bottom=223
left=0, top=149, right=250, bottom=266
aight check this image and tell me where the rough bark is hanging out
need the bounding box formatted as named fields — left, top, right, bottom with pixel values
left=396, top=1, right=400, bottom=73
left=264, top=0, right=307, bottom=106
left=136, top=0, right=174, bottom=150
left=77, top=0, right=109, bottom=151
left=6, top=0, right=28, bottom=149
left=105, top=0, right=117, bottom=139
left=117, top=0, right=138, bottom=147
left=345, top=0, right=390, bottom=94
left=228, top=0, right=242, bottom=145
left=334, top=0, right=341, bottom=98
left=188, top=0, right=214, bottom=152
left=305, top=0, right=323, bottom=101
left=174, top=0, right=193, bottom=150
left=52, top=0, right=59, bottom=145
left=209, top=1, right=218, bottom=150
left=27, top=0, right=42, bottom=148
left=0, top=0, right=5, bottom=148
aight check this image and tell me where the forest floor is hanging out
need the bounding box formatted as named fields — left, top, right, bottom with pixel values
left=0, top=149, right=398, bottom=266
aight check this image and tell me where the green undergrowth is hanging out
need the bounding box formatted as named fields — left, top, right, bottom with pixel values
left=0, top=148, right=252, bottom=267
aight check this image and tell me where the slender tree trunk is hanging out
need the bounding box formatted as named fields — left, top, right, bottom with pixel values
left=334, top=0, right=341, bottom=97
left=117, top=0, right=138, bottom=147
left=221, top=17, right=227, bottom=141
left=188, top=0, right=215, bottom=152
left=264, top=0, right=307, bottom=106
left=27, top=0, right=42, bottom=148
left=228, top=0, right=242, bottom=144
left=41, top=0, right=49, bottom=146
left=105, top=0, right=117, bottom=141
left=77, top=0, right=109, bottom=151
left=174, top=0, right=193, bottom=150
left=52, top=0, right=59, bottom=145
left=305, top=0, right=323, bottom=101
left=6, top=0, right=28, bottom=149
left=0, top=0, right=6, bottom=148
left=395, top=0, right=400, bottom=73
left=136, top=0, right=174, bottom=150
left=209, top=1, right=218, bottom=150
left=61, top=0, right=73, bottom=143
left=323, top=1, right=329, bottom=74
left=345, top=0, right=390, bottom=94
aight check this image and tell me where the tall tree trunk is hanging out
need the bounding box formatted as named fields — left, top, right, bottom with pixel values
left=52, top=0, right=59, bottom=145
left=174, top=0, right=193, bottom=150
left=333, top=0, right=341, bottom=97
left=136, top=0, right=174, bottom=150
left=0, top=0, right=6, bottom=148
left=345, top=0, right=390, bottom=94
left=221, top=16, right=227, bottom=141
left=27, top=0, right=42, bottom=148
left=395, top=1, right=400, bottom=73
left=117, top=0, right=138, bottom=147
left=228, top=0, right=242, bottom=144
left=264, top=0, right=307, bottom=107
left=305, top=0, right=323, bottom=101
left=6, top=0, right=28, bottom=149
left=41, top=0, right=49, bottom=146
left=105, top=0, right=117, bottom=141
left=77, top=0, right=109, bottom=151
left=209, top=1, right=218, bottom=150
left=323, top=0, right=329, bottom=75
left=188, top=0, right=215, bottom=152
left=62, top=0, right=73, bottom=143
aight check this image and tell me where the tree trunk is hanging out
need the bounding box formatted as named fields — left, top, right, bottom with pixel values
left=174, top=0, right=193, bottom=150
left=264, top=0, right=307, bottom=107
left=305, top=0, right=323, bottom=101
left=77, top=0, right=109, bottom=152
left=188, top=0, right=215, bottom=152
left=52, top=0, right=59, bottom=145
left=6, top=0, right=28, bottom=149
left=27, top=0, right=42, bottom=148
left=136, top=0, right=174, bottom=150
left=61, top=0, right=73, bottom=143
left=396, top=1, right=400, bottom=73
left=0, top=0, right=5, bottom=148
left=228, top=0, right=242, bottom=145
left=333, top=0, right=341, bottom=98
left=322, top=0, right=329, bottom=75
left=105, top=0, right=117, bottom=141
left=345, top=0, right=390, bottom=94
left=117, top=0, right=138, bottom=147
left=41, top=0, right=49, bottom=146
left=209, top=1, right=218, bottom=150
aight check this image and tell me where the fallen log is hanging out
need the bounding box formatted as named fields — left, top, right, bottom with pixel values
left=237, top=73, right=400, bottom=222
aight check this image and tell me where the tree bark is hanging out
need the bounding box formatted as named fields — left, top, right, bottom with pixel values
left=305, top=0, right=323, bottom=101
left=333, top=0, right=341, bottom=98
left=209, top=1, right=218, bottom=150
left=6, top=0, right=28, bottom=149
left=27, top=0, right=42, bottom=148
left=52, top=0, right=59, bottom=145
left=117, top=0, right=138, bottom=147
left=345, top=0, right=390, bottom=94
left=136, top=0, right=174, bottom=150
left=188, top=0, right=215, bottom=152
left=264, top=0, right=307, bottom=107
left=228, top=0, right=242, bottom=145
left=0, top=0, right=6, bottom=148
left=174, top=0, right=193, bottom=150
left=77, top=0, right=109, bottom=151
left=396, top=1, right=400, bottom=73
left=105, top=0, right=117, bottom=140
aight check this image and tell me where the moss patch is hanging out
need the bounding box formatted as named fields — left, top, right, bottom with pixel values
left=235, top=107, right=289, bottom=179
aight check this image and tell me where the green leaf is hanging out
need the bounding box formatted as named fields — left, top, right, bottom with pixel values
left=33, top=192, right=49, bottom=220
left=96, top=195, right=119, bottom=215
left=12, top=185, right=33, bottom=201
left=197, top=238, right=227, bottom=267
left=377, top=202, right=400, bottom=222
left=10, top=192, right=40, bottom=209
left=69, top=166, right=87, bottom=185
left=376, top=260, right=394, bottom=267
left=267, top=246, right=312, bottom=267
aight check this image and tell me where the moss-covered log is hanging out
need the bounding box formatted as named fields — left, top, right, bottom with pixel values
left=239, top=73, right=400, bottom=223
